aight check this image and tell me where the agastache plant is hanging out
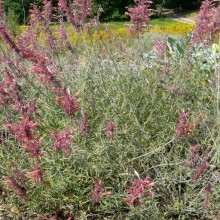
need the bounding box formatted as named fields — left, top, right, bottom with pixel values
left=51, top=128, right=73, bottom=155
left=124, top=176, right=155, bottom=207
left=0, top=0, right=3, bottom=17
left=192, top=0, right=220, bottom=45
left=3, top=175, right=27, bottom=198
left=127, top=0, right=152, bottom=32
left=3, top=167, right=27, bottom=198
left=78, top=111, right=89, bottom=138
left=42, top=0, right=53, bottom=27
left=105, top=121, right=116, bottom=138
left=58, top=0, right=93, bottom=34
left=153, top=38, right=167, bottom=59
left=91, top=179, right=112, bottom=203
left=187, top=144, right=211, bottom=181
left=26, top=164, right=44, bottom=184
left=175, top=111, right=196, bottom=139
left=203, top=183, right=212, bottom=208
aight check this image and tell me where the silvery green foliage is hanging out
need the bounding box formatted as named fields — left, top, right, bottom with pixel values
left=166, top=37, right=187, bottom=59
left=166, top=33, right=193, bottom=60
left=192, top=43, right=220, bottom=71
left=142, top=50, right=157, bottom=68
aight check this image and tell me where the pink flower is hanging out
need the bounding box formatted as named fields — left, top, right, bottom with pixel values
left=192, top=0, right=220, bottom=45
left=56, top=90, right=80, bottom=117
left=13, top=99, right=37, bottom=118
left=91, top=179, right=104, bottom=203
left=91, top=179, right=112, bottom=203
left=26, top=164, right=44, bottom=184
left=29, top=3, right=43, bottom=26
left=192, top=159, right=209, bottom=181
left=203, top=182, right=212, bottom=208
left=79, top=112, right=89, bottom=137
left=175, top=111, right=196, bottom=139
left=127, top=0, right=152, bottom=32
left=43, top=0, right=53, bottom=27
left=124, top=176, right=155, bottom=207
left=3, top=173, right=27, bottom=197
left=59, top=19, right=68, bottom=42
left=6, top=117, right=38, bottom=143
left=58, top=0, right=93, bottom=34
left=98, top=5, right=104, bottom=14
left=22, top=141, right=42, bottom=157
left=30, top=62, right=58, bottom=85
left=187, top=143, right=200, bottom=167
left=105, top=121, right=116, bottom=138
left=153, top=38, right=167, bottom=59
left=51, top=128, right=73, bottom=155
left=0, top=80, right=14, bottom=106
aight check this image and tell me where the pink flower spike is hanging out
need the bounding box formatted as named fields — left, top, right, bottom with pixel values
left=26, top=164, right=44, bottom=184
left=175, top=111, right=196, bottom=139
left=153, top=38, right=167, bottom=59
left=105, top=121, right=116, bottom=138
left=191, top=0, right=220, bottom=45
left=3, top=174, right=27, bottom=198
left=91, top=179, right=104, bottom=203
left=58, top=0, right=93, bottom=34
left=79, top=112, right=89, bottom=138
left=56, top=90, right=80, bottom=117
left=5, top=117, right=38, bottom=143
left=22, top=141, right=42, bottom=157
left=203, top=182, right=212, bottom=208
left=124, top=176, right=155, bottom=207
left=192, top=159, right=209, bottom=181
left=43, top=0, right=53, bottom=27
left=127, top=0, right=152, bottom=32
left=51, top=128, right=73, bottom=155
left=0, top=0, right=3, bottom=17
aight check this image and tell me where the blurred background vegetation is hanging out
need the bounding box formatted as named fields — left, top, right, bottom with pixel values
left=3, top=0, right=203, bottom=24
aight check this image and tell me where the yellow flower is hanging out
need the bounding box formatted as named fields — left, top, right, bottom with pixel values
left=212, top=43, right=220, bottom=52
left=201, top=80, right=206, bottom=86
left=11, top=207, right=20, bottom=215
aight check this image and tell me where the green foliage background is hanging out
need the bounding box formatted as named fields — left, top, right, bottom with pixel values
left=3, top=0, right=203, bottom=24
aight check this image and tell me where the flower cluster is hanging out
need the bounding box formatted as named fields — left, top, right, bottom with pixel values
left=79, top=112, right=89, bottom=137
left=3, top=174, right=27, bottom=198
left=192, top=0, right=220, bottom=45
left=127, top=0, right=152, bottom=32
left=105, top=121, right=116, bottom=138
left=26, top=164, right=44, bottom=184
left=6, top=117, right=42, bottom=157
left=123, top=176, right=155, bottom=207
left=2, top=165, right=27, bottom=198
left=58, top=0, right=93, bottom=34
left=91, top=179, right=112, bottom=203
left=187, top=144, right=211, bottom=181
left=43, top=0, right=53, bottom=27
left=153, top=38, right=167, bottom=59
left=91, top=179, right=104, bottom=203
left=56, top=90, right=80, bottom=117
left=203, top=183, right=212, bottom=208
left=175, top=111, right=196, bottom=139
left=51, top=128, right=73, bottom=155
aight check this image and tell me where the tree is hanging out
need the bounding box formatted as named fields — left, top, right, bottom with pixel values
left=164, top=0, right=203, bottom=9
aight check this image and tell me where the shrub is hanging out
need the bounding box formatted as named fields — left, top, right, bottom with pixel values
left=0, top=1, right=220, bottom=219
